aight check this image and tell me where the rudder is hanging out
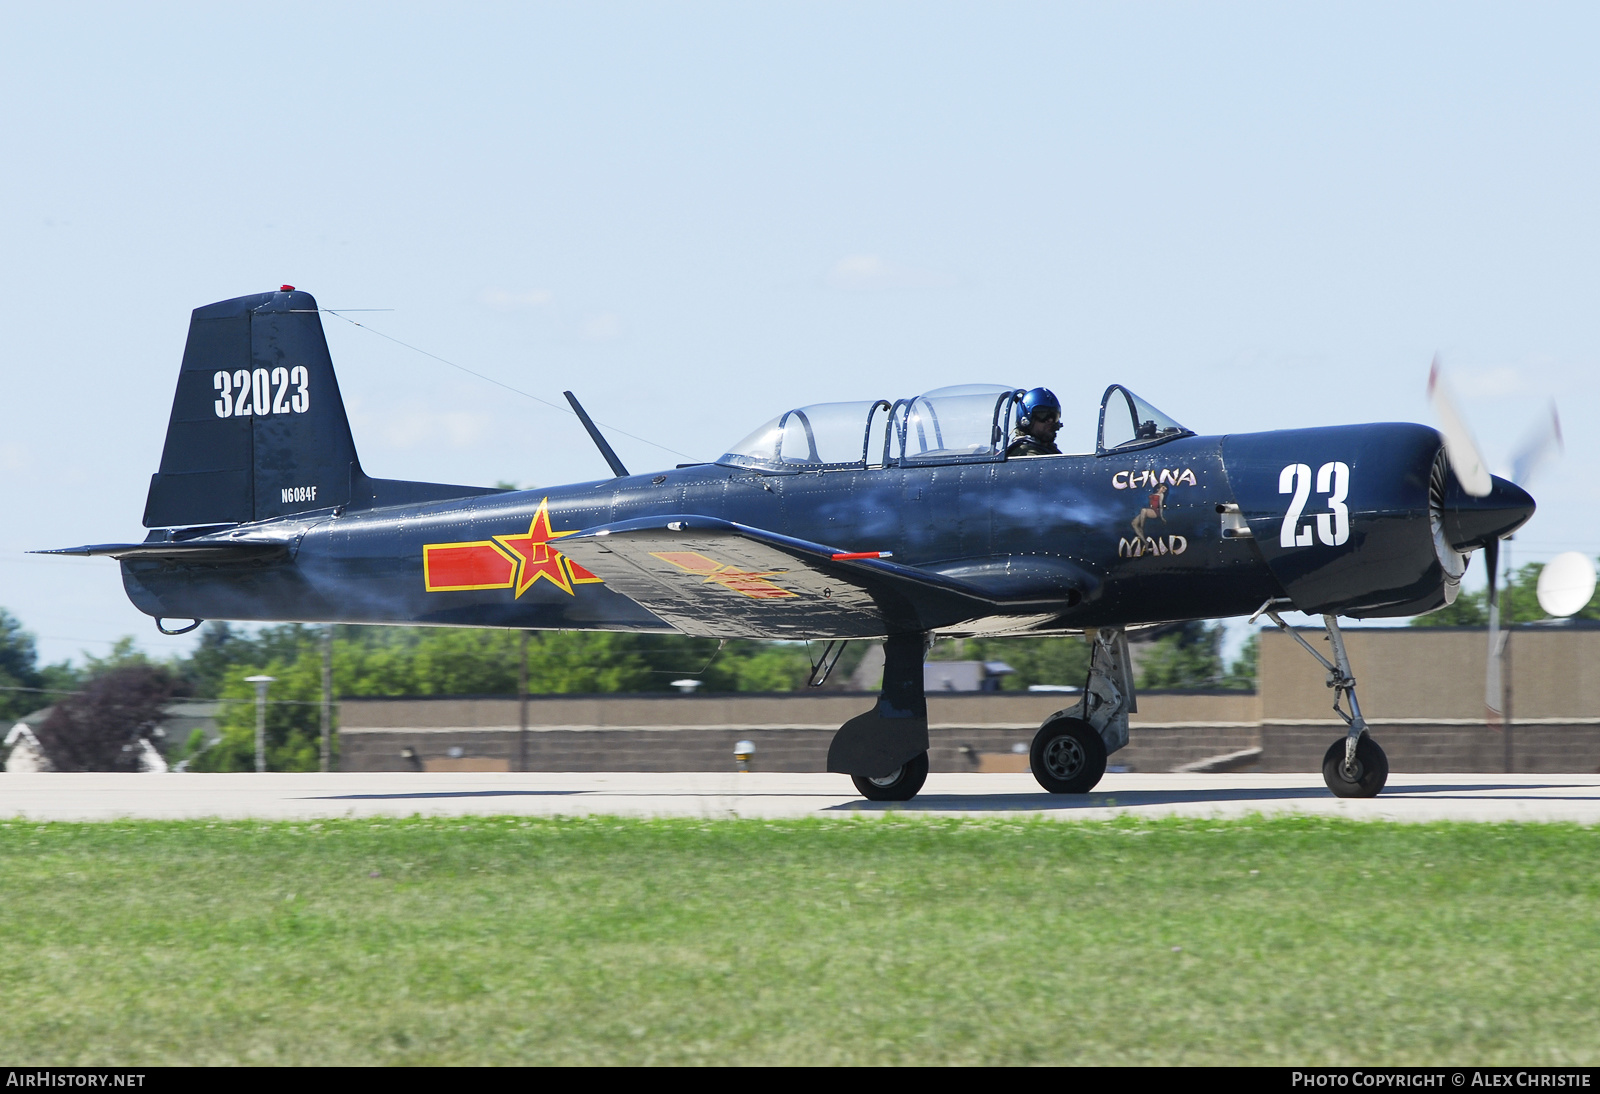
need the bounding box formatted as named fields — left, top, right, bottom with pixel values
left=143, top=288, right=498, bottom=528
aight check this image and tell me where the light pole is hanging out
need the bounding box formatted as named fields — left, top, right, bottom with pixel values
left=320, top=625, right=333, bottom=773
left=518, top=631, right=529, bottom=774
left=244, top=675, right=275, bottom=773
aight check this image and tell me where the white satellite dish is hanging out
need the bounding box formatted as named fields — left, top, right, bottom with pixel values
left=1536, top=552, right=1598, bottom=618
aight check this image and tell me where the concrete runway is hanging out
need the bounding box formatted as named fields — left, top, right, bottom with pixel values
left=4, top=771, right=1600, bottom=823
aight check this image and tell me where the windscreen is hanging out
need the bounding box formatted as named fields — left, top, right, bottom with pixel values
left=1098, top=385, right=1192, bottom=453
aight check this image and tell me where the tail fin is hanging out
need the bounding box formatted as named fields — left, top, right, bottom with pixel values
left=142, top=288, right=501, bottom=528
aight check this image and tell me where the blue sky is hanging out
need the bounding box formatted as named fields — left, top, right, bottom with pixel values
left=3, top=3, right=1596, bottom=667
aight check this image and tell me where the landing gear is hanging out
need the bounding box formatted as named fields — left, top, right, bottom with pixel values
left=1322, top=736, right=1388, bottom=798
left=1030, top=718, right=1107, bottom=794
left=1029, top=627, right=1133, bottom=795
left=830, top=632, right=932, bottom=801
left=851, top=751, right=930, bottom=801
left=1254, top=602, right=1387, bottom=799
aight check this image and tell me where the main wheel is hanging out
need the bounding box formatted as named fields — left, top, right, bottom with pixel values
left=1030, top=717, right=1108, bottom=794
left=1322, top=735, right=1388, bottom=798
left=850, top=751, right=930, bottom=802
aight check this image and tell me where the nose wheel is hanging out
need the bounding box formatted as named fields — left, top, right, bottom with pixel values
left=1322, top=735, right=1388, bottom=798
left=1030, top=717, right=1108, bottom=794
left=1254, top=604, right=1390, bottom=799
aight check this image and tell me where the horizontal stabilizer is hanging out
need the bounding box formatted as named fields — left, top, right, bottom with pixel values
left=555, top=515, right=999, bottom=639
left=34, top=540, right=289, bottom=562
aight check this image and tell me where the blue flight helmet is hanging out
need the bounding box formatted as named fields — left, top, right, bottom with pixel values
left=1016, top=387, right=1061, bottom=429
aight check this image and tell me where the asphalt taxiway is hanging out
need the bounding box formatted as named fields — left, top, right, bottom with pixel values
left=4, top=771, right=1600, bottom=823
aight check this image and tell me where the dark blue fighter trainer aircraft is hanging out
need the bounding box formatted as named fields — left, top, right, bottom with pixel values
left=43, top=288, right=1537, bottom=801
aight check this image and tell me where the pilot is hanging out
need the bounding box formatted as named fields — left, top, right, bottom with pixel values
left=1006, top=388, right=1063, bottom=457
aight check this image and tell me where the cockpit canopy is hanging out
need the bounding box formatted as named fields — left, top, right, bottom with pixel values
left=716, top=383, right=1193, bottom=472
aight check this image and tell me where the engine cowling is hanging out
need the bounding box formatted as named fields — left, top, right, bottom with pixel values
left=1221, top=423, right=1533, bottom=619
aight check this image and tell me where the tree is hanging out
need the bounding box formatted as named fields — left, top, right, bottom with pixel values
left=700, top=640, right=816, bottom=691
left=1137, top=621, right=1226, bottom=689
left=32, top=666, right=175, bottom=772
left=191, top=652, right=326, bottom=772
left=927, top=635, right=1093, bottom=691
left=80, top=636, right=161, bottom=677
left=1223, top=633, right=1259, bottom=690
left=0, top=608, right=45, bottom=724
left=180, top=621, right=257, bottom=697
left=1133, top=622, right=1256, bottom=690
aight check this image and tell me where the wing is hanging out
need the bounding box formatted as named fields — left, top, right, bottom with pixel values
left=556, top=516, right=998, bottom=639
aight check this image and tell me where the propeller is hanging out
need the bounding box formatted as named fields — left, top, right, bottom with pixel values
left=1426, top=359, right=1560, bottom=723
left=1427, top=357, right=1493, bottom=497
left=1510, top=401, right=1563, bottom=489
left=1483, top=535, right=1505, bottom=725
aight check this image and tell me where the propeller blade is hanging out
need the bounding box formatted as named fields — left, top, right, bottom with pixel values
left=1509, top=401, right=1563, bottom=487
left=1485, top=537, right=1504, bottom=723
left=1428, top=357, right=1494, bottom=497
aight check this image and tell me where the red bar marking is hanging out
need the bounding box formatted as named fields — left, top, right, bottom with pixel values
left=652, top=551, right=724, bottom=574
left=831, top=551, right=888, bottom=560
left=424, top=541, right=516, bottom=591
left=708, top=570, right=799, bottom=599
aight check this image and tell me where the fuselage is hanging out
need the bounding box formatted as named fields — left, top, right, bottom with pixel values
left=120, top=420, right=1509, bottom=639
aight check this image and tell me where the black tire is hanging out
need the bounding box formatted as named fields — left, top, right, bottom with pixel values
left=850, top=751, right=930, bottom=802
left=1322, top=735, right=1388, bottom=798
left=1030, top=717, right=1108, bottom=794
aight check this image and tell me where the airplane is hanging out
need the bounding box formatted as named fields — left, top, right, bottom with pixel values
left=41, top=287, right=1537, bottom=801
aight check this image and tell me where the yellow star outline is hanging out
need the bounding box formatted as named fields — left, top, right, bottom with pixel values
left=493, top=497, right=580, bottom=597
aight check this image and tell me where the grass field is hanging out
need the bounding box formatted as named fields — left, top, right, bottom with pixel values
left=3, top=814, right=1599, bottom=1065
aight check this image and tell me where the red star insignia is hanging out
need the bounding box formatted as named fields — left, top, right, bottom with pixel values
left=494, top=497, right=574, bottom=597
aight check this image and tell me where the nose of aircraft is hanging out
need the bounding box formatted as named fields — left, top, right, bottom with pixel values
left=1440, top=474, right=1536, bottom=551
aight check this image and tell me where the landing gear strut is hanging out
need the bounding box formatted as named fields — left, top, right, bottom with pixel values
left=829, top=632, right=931, bottom=802
left=1253, top=602, right=1388, bottom=798
left=1030, top=627, right=1134, bottom=794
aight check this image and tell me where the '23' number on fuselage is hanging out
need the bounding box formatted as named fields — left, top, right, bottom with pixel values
left=1279, top=462, right=1349, bottom=547
left=212, top=368, right=310, bottom=418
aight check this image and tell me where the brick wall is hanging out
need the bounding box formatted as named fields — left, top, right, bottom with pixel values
left=348, top=725, right=1232, bottom=774
left=334, top=627, right=1600, bottom=774
left=1259, top=722, right=1600, bottom=774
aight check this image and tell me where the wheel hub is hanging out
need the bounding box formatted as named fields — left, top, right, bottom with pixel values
left=866, top=765, right=905, bottom=788
left=1042, top=735, right=1085, bottom=780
